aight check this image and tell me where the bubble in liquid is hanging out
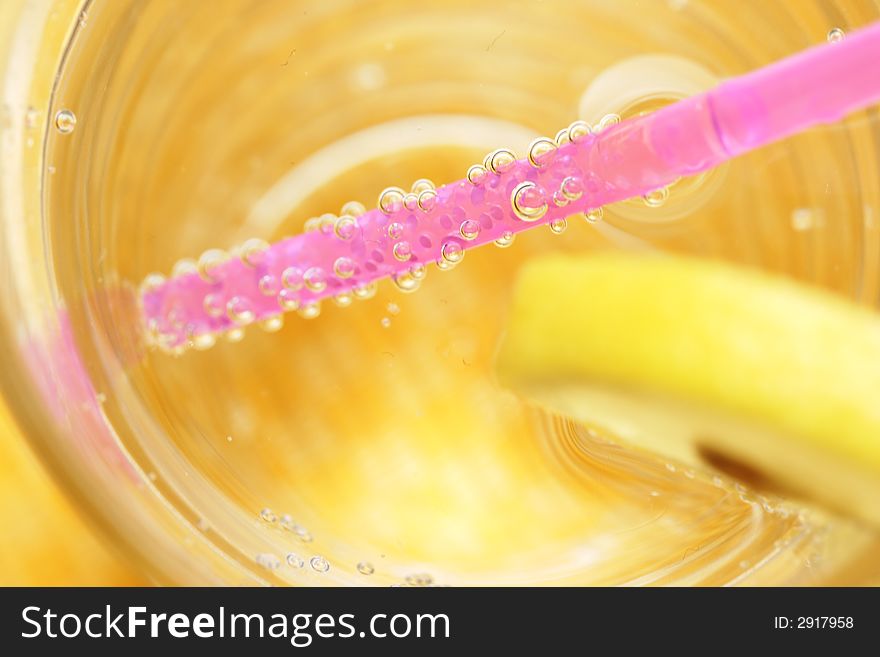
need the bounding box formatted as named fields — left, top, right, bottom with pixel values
left=392, top=241, right=413, bottom=261
left=293, top=525, right=313, bottom=542
left=258, top=274, right=280, bottom=296
left=560, top=176, right=584, bottom=201
left=303, top=267, right=327, bottom=293
left=341, top=200, right=366, bottom=217
left=140, top=272, right=166, bottom=295
left=282, top=266, right=304, bottom=290
left=585, top=207, right=604, bottom=223
left=552, top=191, right=570, bottom=207
left=459, top=219, right=481, bottom=241
left=171, top=258, right=197, bottom=277
left=486, top=148, right=516, bottom=174
left=297, top=301, right=321, bottom=319
left=440, top=241, right=464, bottom=264
left=227, top=297, right=255, bottom=326
left=568, top=120, right=592, bottom=142
left=386, top=302, right=400, bottom=315
left=597, top=113, right=620, bottom=130
left=278, top=289, right=300, bottom=311
left=554, top=128, right=571, bottom=146
left=494, top=231, right=515, bottom=248
left=466, top=164, right=489, bottom=185
left=827, top=27, right=845, bottom=43
left=405, top=573, right=434, bottom=587
left=198, top=248, right=228, bottom=283
left=511, top=181, right=548, bottom=222
left=643, top=186, right=669, bottom=207
left=333, top=291, right=354, bottom=307
left=191, top=331, right=217, bottom=350
left=391, top=270, right=420, bottom=293
left=334, top=215, right=358, bottom=240
left=411, top=178, right=435, bottom=195
left=417, top=189, right=438, bottom=212
left=334, top=256, right=356, bottom=278
left=353, top=282, right=378, bottom=300
left=54, top=109, right=76, bottom=134
left=239, top=237, right=269, bottom=268
left=256, top=553, right=281, bottom=570
left=403, top=193, right=419, bottom=212
left=387, top=222, right=404, bottom=240
left=357, top=562, right=375, bottom=575
left=549, top=218, right=567, bottom=234
left=260, top=508, right=277, bottom=523
left=380, top=317, right=392, bottom=328
left=378, top=186, right=405, bottom=214
left=286, top=553, right=304, bottom=568
left=310, top=556, right=330, bottom=573
left=225, top=327, right=245, bottom=343
left=527, top=137, right=557, bottom=168
left=260, top=315, right=284, bottom=333
left=410, top=263, right=427, bottom=280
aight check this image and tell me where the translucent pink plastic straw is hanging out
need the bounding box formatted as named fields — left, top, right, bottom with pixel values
left=142, top=21, right=880, bottom=354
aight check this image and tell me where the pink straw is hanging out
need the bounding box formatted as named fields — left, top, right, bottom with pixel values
left=142, top=21, right=880, bottom=354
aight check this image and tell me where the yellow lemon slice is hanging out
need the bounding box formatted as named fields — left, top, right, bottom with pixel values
left=496, top=253, right=880, bottom=527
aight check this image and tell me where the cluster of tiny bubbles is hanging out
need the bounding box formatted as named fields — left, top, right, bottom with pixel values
left=585, top=207, right=604, bottom=223
left=256, top=553, right=282, bottom=570
left=54, top=109, right=76, bottom=134
left=827, top=27, right=845, bottom=43
left=511, top=181, right=548, bottom=222
left=277, top=514, right=313, bottom=542
left=286, top=553, right=305, bottom=569
left=260, top=508, right=277, bottom=523
left=309, top=556, right=330, bottom=573
left=404, top=573, right=434, bottom=587
left=357, top=562, right=375, bottom=576
left=459, top=218, right=481, bottom=241
left=494, top=230, right=515, bottom=248
left=642, top=185, right=670, bottom=208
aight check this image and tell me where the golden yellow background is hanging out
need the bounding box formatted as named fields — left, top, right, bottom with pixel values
left=0, top=403, right=144, bottom=586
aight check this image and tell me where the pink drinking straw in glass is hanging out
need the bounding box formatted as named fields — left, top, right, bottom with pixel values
left=141, top=21, right=880, bottom=354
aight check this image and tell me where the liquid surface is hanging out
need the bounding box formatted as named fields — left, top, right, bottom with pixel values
left=39, top=0, right=880, bottom=584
